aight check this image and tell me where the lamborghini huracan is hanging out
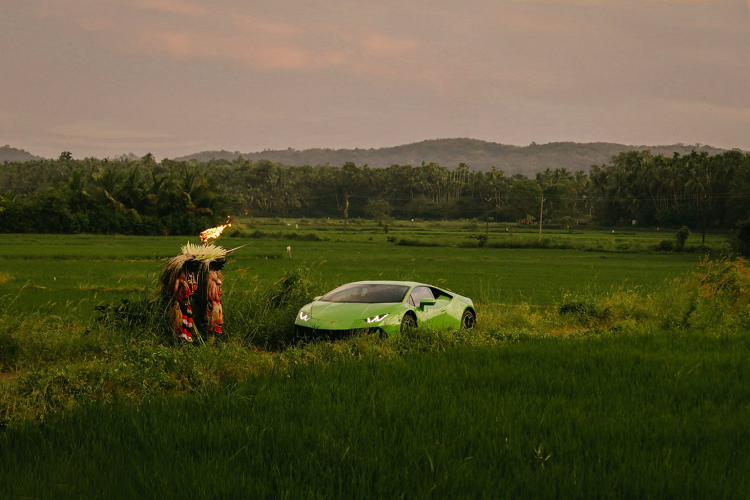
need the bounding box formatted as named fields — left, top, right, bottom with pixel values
left=295, top=281, right=476, bottom=337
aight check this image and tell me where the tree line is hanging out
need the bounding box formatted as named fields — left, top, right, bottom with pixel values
left=1, top=149, right=749, bottom=235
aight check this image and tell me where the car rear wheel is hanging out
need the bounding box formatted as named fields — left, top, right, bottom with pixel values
left=461, top=309, right=476, bottom=329
left=401, top=313, right=417, bottom=333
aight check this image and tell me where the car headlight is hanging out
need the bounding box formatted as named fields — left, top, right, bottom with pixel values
left=298, top=311, right=310, bottom=321
left=365, top=313, right=389, bottom=324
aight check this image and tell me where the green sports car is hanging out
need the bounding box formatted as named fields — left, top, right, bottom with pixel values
left=295, top=281, right=476, bottom=337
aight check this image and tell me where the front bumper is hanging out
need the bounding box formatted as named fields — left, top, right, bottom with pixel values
left=295, top=318, right=401, bottom=338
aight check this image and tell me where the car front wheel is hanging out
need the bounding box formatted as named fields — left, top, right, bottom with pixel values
left=401, top=313, right=417, bottom=332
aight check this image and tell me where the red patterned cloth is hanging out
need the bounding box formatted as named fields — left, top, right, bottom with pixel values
left=174, top=280, right=197, bottom=342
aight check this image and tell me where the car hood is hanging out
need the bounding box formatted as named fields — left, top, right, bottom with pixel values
left=309, top=301, right=396, bottom=321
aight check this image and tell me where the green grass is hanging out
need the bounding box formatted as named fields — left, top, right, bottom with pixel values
left=0, top=223, right=744, bottom=498
left=1, top=331, right=748, bottom=499
left=0, top=223, right=712, bottom=319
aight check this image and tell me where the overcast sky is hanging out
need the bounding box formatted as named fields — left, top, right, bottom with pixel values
left=1, top=0, right=748, bottom=158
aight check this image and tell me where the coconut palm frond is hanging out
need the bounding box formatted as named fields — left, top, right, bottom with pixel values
left=180, top=242, right=230, bottom=261
left=226, top=244, right=248, bottom=256
left=161, top=241, right=245, bottom=301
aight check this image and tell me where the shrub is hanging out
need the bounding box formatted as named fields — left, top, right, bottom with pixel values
left=397, top=239, right=439, bottom=247
left=692, top=258, right=750, bottom=304
left=655, top=239, right=674, bottom=252
left=675, top=226, right=690, bottom=251
left=729, top=219, right=750, bottom=257
left=477, top=234, right=488, bottom=247
left=285, top=232, right=322, bottom=242
left=0, top=332, right=20, bottom=369
left=559, top=300, right=609, bottom=324
left=93, top=297, right=171, bottom=341
left=227, top=267, right=326, bottom=349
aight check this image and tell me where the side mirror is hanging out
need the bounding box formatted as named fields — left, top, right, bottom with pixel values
left=419, top=298, right=436, bottom=308
left=313, top=295, right=323, bottom=301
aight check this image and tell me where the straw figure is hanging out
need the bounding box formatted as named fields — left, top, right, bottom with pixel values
left=161, top=242, right=242, bottom=343
left=172, top=266, right=197, bottom=343
left=203, top=259, right=224, bottom=337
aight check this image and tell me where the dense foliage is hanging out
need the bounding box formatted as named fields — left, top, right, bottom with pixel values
left=2, top=149, right=750, bottom=234
left=0, top=154, right=224, bottom=235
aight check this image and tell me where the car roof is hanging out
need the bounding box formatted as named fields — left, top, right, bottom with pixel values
left=343, top=280, right=427, bottom=288
left=330, top=281, right=461, bottom=299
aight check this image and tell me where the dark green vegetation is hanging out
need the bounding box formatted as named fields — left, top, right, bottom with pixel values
left=0, top=155, right=225, bottom=235
left=3, top=149, right=750, bottom=235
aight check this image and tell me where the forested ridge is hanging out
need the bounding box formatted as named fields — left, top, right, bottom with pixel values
left=0, top=146, right=40, bottom=163
left=1, top=149, right=750, bottom=235
left=175, top=138, right=731, bottom=174
left=3, top=139, right=733, bottom=174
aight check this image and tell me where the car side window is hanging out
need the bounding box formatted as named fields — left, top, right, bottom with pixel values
left=409, top=286, right=434, bottom=306
left=430, top=287, right=452, bottom=301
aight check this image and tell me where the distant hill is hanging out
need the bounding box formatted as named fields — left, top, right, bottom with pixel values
left=0, top=145, right=40, bottom=163
left=1, top=139, right=737, bottom=173
left=175, top=139, right=732, bottom=174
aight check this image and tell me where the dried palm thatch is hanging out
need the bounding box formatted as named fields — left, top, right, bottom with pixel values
left=160, top=243, right=245, bottom=300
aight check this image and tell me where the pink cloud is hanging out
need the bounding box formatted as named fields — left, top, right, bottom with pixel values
left=135, top=0, right=301, bottom=36
left=362, top=35, right=419, bottom=57
left=134, top=0, right=211, bottom=17
left=134, top=28, right=348, bottom=70
left=39, top=0, right=433, bottom=88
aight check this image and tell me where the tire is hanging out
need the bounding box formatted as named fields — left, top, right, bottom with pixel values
left=400, top=313, right=417, bottom=333
left=461, top=309, right=476, bottom=329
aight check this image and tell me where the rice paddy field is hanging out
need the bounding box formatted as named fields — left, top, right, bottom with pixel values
left=1, top=219, right=748, bottom=499
left=0, top=218, right=725, bottom=319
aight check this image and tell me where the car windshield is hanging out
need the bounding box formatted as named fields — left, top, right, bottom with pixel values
left=321, top=284, right=409, bottom=304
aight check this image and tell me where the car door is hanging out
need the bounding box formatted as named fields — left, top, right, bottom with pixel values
left=429, top=287, right=455, bottom=328
left=408, top=286, right=439, bottom=326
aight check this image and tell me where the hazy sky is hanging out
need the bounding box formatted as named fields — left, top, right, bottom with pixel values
left=1, top=0, right=748, bottom=158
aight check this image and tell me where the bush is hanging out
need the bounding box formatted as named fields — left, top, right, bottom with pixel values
left=729, top=219, right=750, bottom=257
left=227, top=267, right=326, bottom=349
left=284, top=232, right=322, bottom=242
left=675, top=226, right=690, bottom=251
left=559, top=300, right=610, bottom=324
left=0, top=332, right=20, bottom=369
left=397, top=239, right=439, bottom=247
left=655, top=239, right=675, bottom=252
left=476, top=234, right=488, bottom=247
left=93, top=297, right=168, bottom=340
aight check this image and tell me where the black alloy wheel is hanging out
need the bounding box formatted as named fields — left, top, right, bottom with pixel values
left=400, top=313, right=417, bottom=333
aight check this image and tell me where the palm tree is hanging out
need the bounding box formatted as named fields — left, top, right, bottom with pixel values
left=91, top=168, right=125, bottom=212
